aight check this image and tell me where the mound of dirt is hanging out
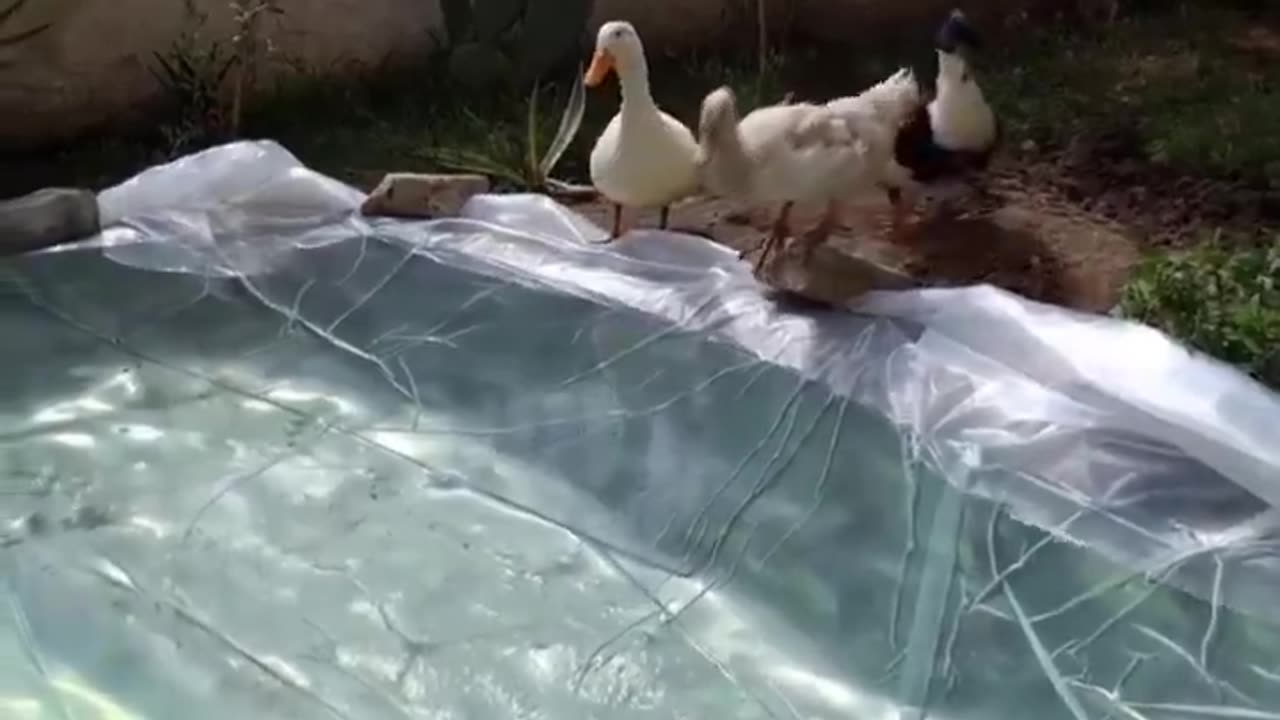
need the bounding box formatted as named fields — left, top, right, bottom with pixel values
left=571, top=175, right=1141, bottom=313
left=1013, top=132, right=1280, bottom=249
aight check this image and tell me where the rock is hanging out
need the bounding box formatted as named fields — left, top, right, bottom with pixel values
left=359, top=172, right=491, bottom=219
left=0, top=187, right=100, bottom=255
left=750, top=238, right=919, bottom=306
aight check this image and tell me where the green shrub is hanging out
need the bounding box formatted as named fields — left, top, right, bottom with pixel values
left=1119, top=238, right=1280, bottom=389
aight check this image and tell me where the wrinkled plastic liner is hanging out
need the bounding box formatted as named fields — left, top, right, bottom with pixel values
left=3, top=141, right=1280, bottom=719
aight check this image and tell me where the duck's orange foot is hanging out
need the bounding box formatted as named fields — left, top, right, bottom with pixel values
left=886, top=207, right=921, bottom=245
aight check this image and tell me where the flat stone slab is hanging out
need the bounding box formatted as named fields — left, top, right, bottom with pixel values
left=359, top=173, right=491, bottom=219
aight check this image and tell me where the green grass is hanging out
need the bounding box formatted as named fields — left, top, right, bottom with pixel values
left=983, top=3, right=1280, bottom=188
left=7, top=2, right=1274, bottom=195
left=244, top=59, right=545, bottom=189
left=1119, top=235, right=1280, bottom=388
left=241, top=49, right=788, bottom=191
left=0, top=48, right=788, bottom=197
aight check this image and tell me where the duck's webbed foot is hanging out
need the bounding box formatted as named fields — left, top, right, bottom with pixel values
left=752, top=201, right=794, bottom=273
left=592, top=203, right=625, bottom=243
left=887, top=187, right=922, bottom=244
left=797, top=200, right=841, bottom=264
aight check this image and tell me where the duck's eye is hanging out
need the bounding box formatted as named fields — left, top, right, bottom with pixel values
left=611, top=29, right=623, bottom=39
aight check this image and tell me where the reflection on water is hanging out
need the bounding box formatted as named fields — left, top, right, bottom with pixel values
left=0, top=239, right=1276, bottom=720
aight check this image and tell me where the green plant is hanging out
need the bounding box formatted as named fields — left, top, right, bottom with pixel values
left=0, top=0, right=49, bottom=48
left=984, top=4, right=1280, bottom=186
left=229, top=0, right=286, bottom=136
left=1119, top=236, right=1280, bottom=388
left=429, top=68, right=587, bottom=193
left=149, top=0, right=285, bottom=156
left=149, top=0, right=235, bottom=156
left=437, top=0, right=593, bottom=89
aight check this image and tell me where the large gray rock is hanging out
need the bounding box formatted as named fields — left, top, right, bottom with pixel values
left=0, top=187, right=100, bottom=255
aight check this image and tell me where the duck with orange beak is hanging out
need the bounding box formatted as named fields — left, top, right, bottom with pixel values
left=584, top=21, right=700, bottom=241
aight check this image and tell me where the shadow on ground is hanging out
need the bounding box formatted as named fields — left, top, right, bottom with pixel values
left=899, top=214, right=1071, bottom=306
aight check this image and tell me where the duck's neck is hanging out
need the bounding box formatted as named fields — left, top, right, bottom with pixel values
left=615, top=57, right=656, bottom=115
left=934, top=51, right=982, bottom=109
left=931, top=51, right=992, bottom=147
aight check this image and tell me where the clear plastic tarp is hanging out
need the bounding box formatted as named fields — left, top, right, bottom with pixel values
left=4, top=140, right=1280, bottom=719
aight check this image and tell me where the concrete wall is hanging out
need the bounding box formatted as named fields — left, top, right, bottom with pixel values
left=0, top=0, right=1020, bottom=148
left=0, top=0, right=444, bottom=147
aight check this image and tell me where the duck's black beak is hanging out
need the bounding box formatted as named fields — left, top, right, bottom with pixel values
left=935, top=8, right=983, bottom=54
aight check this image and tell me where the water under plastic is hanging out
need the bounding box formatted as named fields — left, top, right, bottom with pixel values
left=2, top=141, right=1280, bottom=719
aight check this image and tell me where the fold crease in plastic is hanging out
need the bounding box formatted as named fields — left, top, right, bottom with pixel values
left=4, top=140, right=1280, bottom=719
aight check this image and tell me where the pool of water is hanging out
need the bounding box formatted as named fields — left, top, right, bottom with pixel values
left=2, top=141, right=1279, bottom=719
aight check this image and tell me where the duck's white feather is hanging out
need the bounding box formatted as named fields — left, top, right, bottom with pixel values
left=587, top=21, right=699, bottom=210
left=697, top=88, right=887, bottom=207
left=826, top=68, right=922, bottom=131
left=928, top=51, right=997, bottom=151
left=590, top=108, right=699, bottom=208
left=824, top=67, right=925, bottom=193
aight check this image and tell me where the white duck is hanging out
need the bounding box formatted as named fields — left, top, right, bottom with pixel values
left=696, top=85, right=896, bottom=271
left=584, top=21, right=700, bottom=240
left=822, top=66, right=927, bottom=232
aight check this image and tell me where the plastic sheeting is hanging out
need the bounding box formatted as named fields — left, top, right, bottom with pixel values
left=4, top=140, right=1280, bottom=719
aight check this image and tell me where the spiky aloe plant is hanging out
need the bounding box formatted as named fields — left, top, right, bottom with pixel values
left=0, top=0, right=52, bottom=50
left=428, top=0, right=593, bottom=194
left=430, top=64, right=588, bottom=195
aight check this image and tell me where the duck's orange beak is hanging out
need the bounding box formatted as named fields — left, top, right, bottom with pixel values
left=584, top=49, right=615, bottom=87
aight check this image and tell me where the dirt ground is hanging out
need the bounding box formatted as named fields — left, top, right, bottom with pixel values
left=572, top=167, right=1137, bottom=312
left=567, top=138, right=1279, bottom=313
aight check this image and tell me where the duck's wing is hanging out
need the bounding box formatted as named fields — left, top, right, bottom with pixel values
left=786, top=106, right=859, bottom=151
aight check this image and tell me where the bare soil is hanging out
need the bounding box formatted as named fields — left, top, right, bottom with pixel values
left=570, top=170, right=1137, bottom=313
left=566, top=137, right=1280, bottom=313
